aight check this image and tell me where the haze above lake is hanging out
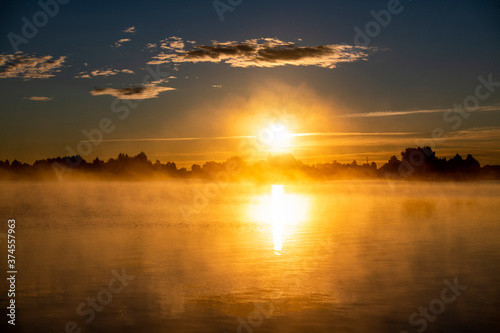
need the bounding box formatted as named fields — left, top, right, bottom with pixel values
left=1, top=180, right=499, bottom=332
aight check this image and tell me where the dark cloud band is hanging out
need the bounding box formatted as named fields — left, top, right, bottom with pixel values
left=148, top=37, right=377, bottom=68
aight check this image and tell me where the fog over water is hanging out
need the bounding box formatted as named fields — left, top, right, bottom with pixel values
left=0, top=180, right=499, bottom=332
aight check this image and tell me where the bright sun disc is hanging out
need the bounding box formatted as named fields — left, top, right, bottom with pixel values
left=262, top=123, right=292, bottom=151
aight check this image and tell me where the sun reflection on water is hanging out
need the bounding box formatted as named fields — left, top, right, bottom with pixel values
left=272, top=185, right=285, bottom=254
left=247, top=185, right=310, bottom=255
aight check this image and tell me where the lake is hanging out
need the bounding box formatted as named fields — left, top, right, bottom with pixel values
left=1, top=180, right=499, bottom=332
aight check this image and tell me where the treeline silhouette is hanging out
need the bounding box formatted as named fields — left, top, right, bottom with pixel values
left=1, top=147, right=499, bottom=181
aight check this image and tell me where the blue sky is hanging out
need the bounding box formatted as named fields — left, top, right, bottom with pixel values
left=1, top=0, right=499, bottom=166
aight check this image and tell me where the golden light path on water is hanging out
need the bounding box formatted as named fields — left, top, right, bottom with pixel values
left=248, top=185, right=310, bottom=255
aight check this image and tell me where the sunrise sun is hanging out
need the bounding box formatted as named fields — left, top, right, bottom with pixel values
left=259, top=123, right=293, bottom=152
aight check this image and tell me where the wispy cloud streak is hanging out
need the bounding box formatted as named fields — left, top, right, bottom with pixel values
left=23, top=96, right=53, bottom=101
left=342, top=105, right=500, bottom=118
left=87, top=135, right=254, bottom=142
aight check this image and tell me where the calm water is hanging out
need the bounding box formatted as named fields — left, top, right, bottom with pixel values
left=1, top=180, right=499, bottom=332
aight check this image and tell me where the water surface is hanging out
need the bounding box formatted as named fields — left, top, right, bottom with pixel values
left=1, top=180, right=499, bottom=332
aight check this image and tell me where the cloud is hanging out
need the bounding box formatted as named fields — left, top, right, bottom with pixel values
left=145, top=75, right=177, bottom=86
left=123, top=26, right=136, bottom=34
left=90, top=86, right=175, bottom=99
left=159, top=36, right=186, bottom=51
left=0, top=53, right=66, bottom=79
left=342, top=105, right=500, bottom=118
left=91, top=69, right=135, bottom=76
left=75, top=68, right=135, bottom=78
left=147, top=37, right=377, bottom=68
left=74, top=72, right=91, bottom=78
left=85, top=135, right=254, bottom=143
left=114, top=38, right=131, bottom=47
left=445, top=127, right=500, bottom=141
left=292, top=131, right=421, bottom=137
left=23, top=96, right=53, bottom=101
left=149, top=78, right=170, bottom=85
left=89, top=67, right=175, bottom=99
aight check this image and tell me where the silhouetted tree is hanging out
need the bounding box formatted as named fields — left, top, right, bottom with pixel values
left=380, top=155, right=400, bottom=174
left=0, top=148, right=497, bottom=181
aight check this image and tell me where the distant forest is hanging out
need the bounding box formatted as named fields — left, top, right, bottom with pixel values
left=1, top=147, right=499, bottom=181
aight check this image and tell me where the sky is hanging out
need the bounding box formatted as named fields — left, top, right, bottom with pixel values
left=1, top=0, right=499, bottom=167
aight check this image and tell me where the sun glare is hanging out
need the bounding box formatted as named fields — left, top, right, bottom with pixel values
left=247, top=185, right=310, bottom=255
left=272, top=185, right=286, bottom=254
left=260, top=123, right=293, bottom=152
